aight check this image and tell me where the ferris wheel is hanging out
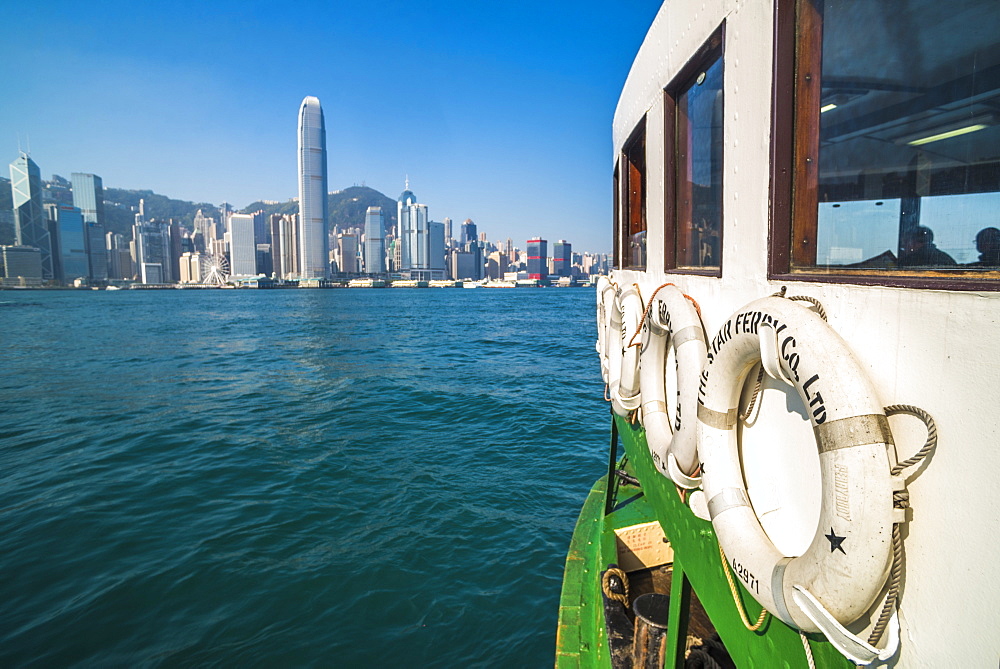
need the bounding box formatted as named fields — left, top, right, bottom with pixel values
left=201, top=253, right=231, bottom=285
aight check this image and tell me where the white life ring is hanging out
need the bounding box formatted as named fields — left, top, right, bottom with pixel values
left=612, top=284, right=643, bottom=417
left=604, top=282, right=623, bottom=408
left=596, top=276, right=614, bottom=384
left=698, top=297, right=896, bottom=642
left=638, top=284, right=707, bottom=488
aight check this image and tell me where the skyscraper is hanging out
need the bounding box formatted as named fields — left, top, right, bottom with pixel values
left=229, top=213, right=257, bottom=276
left=297, top=96, right=329, bottom=279
left=527, top=238, right=548, bottom=280
left=9, top=152, right=53, bottom=279
left=397, top=183, right=430, bottom=279
left=46, top=204, right=88, bottom=282
left=70, top=173, right=108, bottom=281
left=461, top=219, right=477, bottom=247
left=363, top=206, right=386, bottom=275
left=553, top=240, right=572, bottom=277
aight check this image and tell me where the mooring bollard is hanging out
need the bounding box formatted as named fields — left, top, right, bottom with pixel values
left=632, top=592, right=670, bottom=669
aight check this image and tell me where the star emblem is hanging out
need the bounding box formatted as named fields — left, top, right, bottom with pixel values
left=825, top=527, right=846, bottom=554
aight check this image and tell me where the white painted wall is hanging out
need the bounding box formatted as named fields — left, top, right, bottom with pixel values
left=610, top=2, right=1000, bottom=665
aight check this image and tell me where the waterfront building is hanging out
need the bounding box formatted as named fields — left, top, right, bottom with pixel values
left=363, top=206, right=386, bottom=275
left=9, top=152, right=53, bottom=279
left=229, top=213, right=257, bottom=276
left=553, top=240, right=572, bottom=277
left=70, top=173, right=108, bottom=281
left=256, top=244, right=272, bottom=277
left=46, top=204, right=88, bottom=282
left=0, top=245, right=43, bottom=286
left=105, top=232, right=132, bottom=281
left=297, top=96, right=329, bottom=279
left=486, top=251, right=507, bottom=279
left=336, top=233, right=359, bottom=274
left=270, top=213, right=299, bottom=279
left=397, top=183, right=431, bottom=279
left=429, top=221, right=445, bottom=278
left=527, top=238, right=548, bottom=280
left=134, top=219, right=171, bottom=284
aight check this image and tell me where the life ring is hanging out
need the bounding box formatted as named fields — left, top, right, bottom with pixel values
left=637, top=284, right=706, bottom=488
left=604, top=282, right=623, bottom=408
left=612, top=284, right=643, bottom=417
left=596, top=276, right=614, bottom=383
left=697, top=297, right=897, bottom=649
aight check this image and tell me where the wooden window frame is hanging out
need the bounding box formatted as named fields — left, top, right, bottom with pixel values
left=623, top=117, right=647, bottom=270
left=769, top=0, right=1000, bottom=290
left=613, top=162, right=620, bottom=269
left=663, top=23, right=726, bottom=276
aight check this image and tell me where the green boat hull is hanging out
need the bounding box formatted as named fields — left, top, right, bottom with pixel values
left=556, top=414, right=853, bottom=668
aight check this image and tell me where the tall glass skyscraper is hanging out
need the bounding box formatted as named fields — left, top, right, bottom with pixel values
left=363, top=206, right=386, bottom=275
left=9, top=152, right=53, bottom=279
left=297, top=96, right=329, bottom=279
left=71, top=172, right=108, bottom=281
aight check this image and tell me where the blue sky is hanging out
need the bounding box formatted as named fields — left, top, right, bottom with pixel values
left=1, top=0, right=663, bottom=253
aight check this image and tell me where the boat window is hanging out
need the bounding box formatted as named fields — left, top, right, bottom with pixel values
left=774, top=0, right=1000, bottom=286
left=623, top=118, right=647, bottom=270
left=665, top=25, right=724, bottom=275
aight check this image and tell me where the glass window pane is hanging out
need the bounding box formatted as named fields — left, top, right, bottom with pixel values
left=624, top=122, right=647, bottom=269
left=802, top=0, right=1000, bottom=272
left=676, top=55, right=724, bottom=269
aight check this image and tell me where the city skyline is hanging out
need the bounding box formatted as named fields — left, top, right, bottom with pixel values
left=0, top=1, right=664, bottom=253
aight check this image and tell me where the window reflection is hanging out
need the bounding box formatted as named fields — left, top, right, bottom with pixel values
left=675, top=47, right=723, bottom=269
left=624, top=120, right=647, bottom=269
left=797, top=0, right=1000, bottom=273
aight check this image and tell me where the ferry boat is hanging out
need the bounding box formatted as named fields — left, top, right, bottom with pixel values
left=559, top=1, right=1000, bottom=667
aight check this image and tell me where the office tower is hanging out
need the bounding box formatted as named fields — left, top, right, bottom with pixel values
left=397, top=183, right=430, bottom=279
left=429, top=221, right=445, bottom=278
left=336, top=233, right=358, bottom=273
left=0, top=209, right=15, bottom=246
left=46, top=204, right=88, bottom=282
left=134, top=219, right=171, bottom=284
left=297, top=96, right=329, bottom=279
left=1, top=245, right=43, bottom=285
left=251, top=210, right=269, bottom=245
left=487, top=251, right=507, bottom=279
left=553, top=240, right=572, bottom=277
left=218, top=202, right=232, bottom=240
left=527, top=238, right=548, bottom=280
left=229, top=213, right=257, bottom=276
left=461, top=219, right=477, bottom=246
left=71, top=173, right=108, bottom=281
left=106, top=231, right=133, bottom=281
left=9, top=152, right=53, bottom=279
left=193, top=209, right=215, bottom=250
left=363, top=206, right=386, bottom=275
left=270, top=213, right=299, bottom=279
left=443, top=217, right=453, bottom=249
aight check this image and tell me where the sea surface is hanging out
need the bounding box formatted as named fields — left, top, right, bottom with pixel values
left=0, top=287, right=610, bottom=667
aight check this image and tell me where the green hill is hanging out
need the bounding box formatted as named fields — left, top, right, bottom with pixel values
left=242, top=186, right=398, bottom=233
left=3, top=178, right=399, bottom=238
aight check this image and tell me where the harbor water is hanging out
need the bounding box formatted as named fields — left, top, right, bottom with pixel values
left=0, top=288, right=609, bottom=666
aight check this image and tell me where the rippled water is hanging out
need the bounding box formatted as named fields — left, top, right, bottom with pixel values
left=0, top=288, right=609, bottom=666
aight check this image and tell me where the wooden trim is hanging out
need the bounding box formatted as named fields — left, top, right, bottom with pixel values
left=613, top=162, right=620, bottom=269
left=768, top=0, right=796, bottom=277
left=791, top=0, right=823, bottom=268
left=663, top=21, right=726, bottom=277
left=663, top=90, right=678, bottom=271
left=771, top=271, right=1000, bottom=292
left=624, top=117, right=648, bottom=270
